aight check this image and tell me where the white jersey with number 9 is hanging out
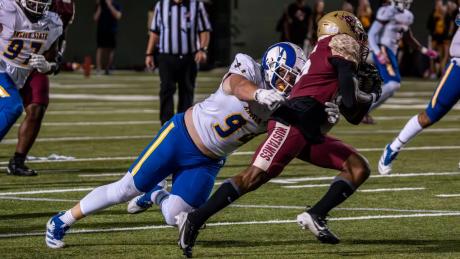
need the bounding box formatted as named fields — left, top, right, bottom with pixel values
left=192, top=53, right=273, bottom=157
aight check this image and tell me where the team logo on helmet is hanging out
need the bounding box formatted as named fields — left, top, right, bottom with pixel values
left=261, top=42, right=306, bottom=96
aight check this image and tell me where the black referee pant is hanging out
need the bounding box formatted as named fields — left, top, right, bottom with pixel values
left=158, top=53, right=197, bottom=125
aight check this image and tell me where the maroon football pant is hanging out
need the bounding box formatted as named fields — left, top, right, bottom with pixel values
left=252, top=120, right=357, bottom=178
left=20, top=71, right=49, bottom=107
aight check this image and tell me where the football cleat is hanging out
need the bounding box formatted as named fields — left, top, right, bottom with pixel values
left=297, top=211, right=340, bottom=244
left=127, top=179, right=167, bottom=214
left=378, top=144, right=399, bottom=175
left=7, top=158, right=37, bottom=176
left=176, top=212, right=200, bottom=258
left=46, top=212, right=70, bottom=249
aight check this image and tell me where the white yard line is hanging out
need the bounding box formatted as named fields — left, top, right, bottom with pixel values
left=282, top=184, right=331, bottom=189
left=0, top=196, right=79, bottom=202
left=269, top=172, right=460, bottom=184
left=282, top=186, right=426, bottom=192
left=435, top=194, right=460, bottom=198
left=380, top=104, right=460, bottom=110
left=371, top=115, right=460, bottom=121
left=1, top=212, right=459, bottom=238
left=1, top=135, right=152, bottom=145
left=13, top=121, right=160, bottom=127
left=46, top=109, right=159, bottom=115
left=50, top=94, right=208, bottom=101
left=79, top=173, right=125, bottom=178
left=0, top=188, right=93, bottom=196
left=358, top=187, right=426, bottom=193
left=335, top=128, right=460, bottom=134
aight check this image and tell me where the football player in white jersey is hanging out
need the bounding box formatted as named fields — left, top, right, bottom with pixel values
left=0, top=0, right=62, bottom=141
left=378, top=14, right=460, bottom=175
left=46, top=43, right=329, bottom=249
left=365, top=0, right=438, bottom=123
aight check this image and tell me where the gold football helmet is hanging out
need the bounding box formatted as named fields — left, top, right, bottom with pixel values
left=317, top=11, right=369, bottom=61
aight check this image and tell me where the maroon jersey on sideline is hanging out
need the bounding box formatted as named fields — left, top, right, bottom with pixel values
left=51, top=0, right=75, bottom=30
left=290, top=34, right=360, bottom=104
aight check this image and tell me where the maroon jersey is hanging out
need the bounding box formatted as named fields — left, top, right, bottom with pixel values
left=290, top=34, right=360, bottom=104
left=50, top=0, right=75, bottom=30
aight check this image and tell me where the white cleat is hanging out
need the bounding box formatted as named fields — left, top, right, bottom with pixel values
left=127, top=179, right=167, bottom=214
left=297, top=211, right=340, bottom=244
left=45, top=212, right=70, bottom=249
left=378, top=144, right=399, bottom=175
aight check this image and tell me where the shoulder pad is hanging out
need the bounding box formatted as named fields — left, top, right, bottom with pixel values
left=329, top=34, right=360, bottom=65
left=44, top=11, right=64, bottom=28
left=404, top=10, right=414, bottom=25
left=0, top=0, right=17, bottom=13
left=228, top=53, right=258, bottom=82
left=376, top=6, right=395, bottom=22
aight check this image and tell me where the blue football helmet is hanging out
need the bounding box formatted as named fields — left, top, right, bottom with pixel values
left=391, top=0, right=412, bottom=11
left=261, top=42, right=307, bottom=96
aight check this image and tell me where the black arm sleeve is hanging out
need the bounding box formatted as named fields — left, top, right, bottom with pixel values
left=329, top=57, right=372, bottom=125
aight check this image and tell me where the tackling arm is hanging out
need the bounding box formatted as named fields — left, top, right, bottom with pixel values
left=222, top=74, right=258, bottom=102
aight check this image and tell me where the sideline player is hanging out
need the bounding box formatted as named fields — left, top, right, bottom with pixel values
left=177, top=11, right=382, bottom=258
left=7, top=0, right=75, bottom=176
left=378, top=15, right=460, bottom=175
left=45, top=42, right=311, bottom=248
left=0, top=0, right=63, bottom=142
left=365, top=0, right=438, bottom=123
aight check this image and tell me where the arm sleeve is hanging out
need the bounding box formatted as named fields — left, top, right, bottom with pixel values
left=330, top=57, right=372, bottom=125
left=450, top=28, right=460, bottom=57
left=197, top=2, right=212, bottom=32
left=150, top=2, right=161, bottom=34
left=368, top=20, right=384, bottom=54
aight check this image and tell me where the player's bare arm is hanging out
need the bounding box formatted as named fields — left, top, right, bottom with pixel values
left=403, top=29, right=438, bottom=58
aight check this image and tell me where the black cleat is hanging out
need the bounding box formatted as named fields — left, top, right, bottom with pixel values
left=7, top=158, right=37, bottom=176
left=296, top=211, right=340, bottom=244
left=176, top=212, right=200, bottom=258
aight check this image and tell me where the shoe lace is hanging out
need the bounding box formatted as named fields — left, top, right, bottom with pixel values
left=185, top=221, right=200, bottom=247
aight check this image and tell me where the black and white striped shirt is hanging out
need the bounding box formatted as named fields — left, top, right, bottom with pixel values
left=151, top=0, right=212, bottom=55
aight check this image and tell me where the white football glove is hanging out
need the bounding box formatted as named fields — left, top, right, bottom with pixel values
left=325, top=101, right=340, bottom=124
left=254, top=89, right=286, bottom=110
left=29, top=54, right=51, bottom=73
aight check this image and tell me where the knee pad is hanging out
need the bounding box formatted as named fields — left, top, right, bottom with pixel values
left=161, top=194, right=194, bottom=226
left=385, top=81, right=401, bottom=94
left=107, top=173, right=141, bottom=203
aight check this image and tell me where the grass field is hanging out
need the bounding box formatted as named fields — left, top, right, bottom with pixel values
left=0, top=71, right=459, bottom=258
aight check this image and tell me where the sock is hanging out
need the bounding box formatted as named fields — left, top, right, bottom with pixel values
left=13, top=152, right=26, bottom=162
left=152, top=189, right=169, bottom=206
left=308, top=177, right=355, bottom=217
left=58, top=210, right=76, bottom=226
left=389, top=115, right=423, bottom=151
left=188, top=179, right=241, bottom=227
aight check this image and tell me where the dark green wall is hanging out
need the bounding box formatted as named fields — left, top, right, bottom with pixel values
left=64, top=0, right=434, bottom=68
left=64, top=0, right=153, bottom=69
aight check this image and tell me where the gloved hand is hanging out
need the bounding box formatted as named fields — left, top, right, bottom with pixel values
left=29, top=54, right=51, bottom=73
left=325, top=101, right=340, bottom=124
left=421, top=47, right=439, bottom=59
left=254, top=89, right=286, bottom=110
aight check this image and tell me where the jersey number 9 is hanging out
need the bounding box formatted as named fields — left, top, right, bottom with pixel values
left=3, top=40, right=43, bottom=65
left=214, top=114, right=247, bottom=138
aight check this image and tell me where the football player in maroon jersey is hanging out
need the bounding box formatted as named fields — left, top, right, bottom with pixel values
left=7, top=0, right=75, bottom=176
left=177, top=11, right=382, bottom=257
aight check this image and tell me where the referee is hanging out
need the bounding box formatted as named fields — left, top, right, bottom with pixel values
left=145, top=0, right=212, bottom=125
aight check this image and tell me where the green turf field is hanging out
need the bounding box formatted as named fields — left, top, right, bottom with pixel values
left=0, top=71, right=459, bottom=258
